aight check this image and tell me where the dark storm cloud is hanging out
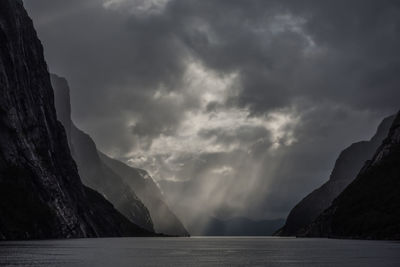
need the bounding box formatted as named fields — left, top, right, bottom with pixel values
left=165, top=0, right=400, bottom=114
left=24, top=0, right=400, bottom=123
left=24, top=0, right=400, bottom=223
left=25, top=0, right=196, bottom=153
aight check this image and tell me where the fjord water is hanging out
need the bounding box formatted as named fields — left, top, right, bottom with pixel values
left=0, top=237, right=399, bottom=267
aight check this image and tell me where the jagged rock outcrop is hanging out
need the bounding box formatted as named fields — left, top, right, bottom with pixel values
left=277, top=115, right=395, bottom=236
left=99, top=153, right=189, bottom=236
left=304, top=111, right=400, bottom=240
left=0, top=0, right=152, bottom=240
left=51, top=75, right=154, bottom=232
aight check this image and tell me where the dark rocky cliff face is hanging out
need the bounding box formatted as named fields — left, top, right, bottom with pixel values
left=51, top=75, right=154, bottom=232
left=99, top=153, right=189, bottom=236
left=51, top=75, right=72, bottom=147
left=0, top=0, right=152, bottom=240
left=277, top=115, right=395, bottom=236
left=304, top=111, right=400, bottom=240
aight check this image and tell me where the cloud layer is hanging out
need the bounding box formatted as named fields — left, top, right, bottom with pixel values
left=24, top=0, right=400, bottom=227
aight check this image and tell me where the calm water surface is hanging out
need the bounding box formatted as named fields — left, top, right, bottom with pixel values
left=0, top=237, right=399, bottom=267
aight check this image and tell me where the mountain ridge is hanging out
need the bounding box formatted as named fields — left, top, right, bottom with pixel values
left=99, top=152, right=189, bottom=236
left=51, top=74, right=189, bottom=236
left=304, top=111, right=400, bottom=240
left=277, top=115, right=395, bottom=236
left=51, top=74, right=154, bottom=232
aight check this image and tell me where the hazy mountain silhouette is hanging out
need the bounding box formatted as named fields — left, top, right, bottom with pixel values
left=52, top=74, right=188, bottom=236
left=99, top=153, right=189, bottom=236
left=189, top=217, right=284, bottom=236
left=52, top=75, right=153, bottom=231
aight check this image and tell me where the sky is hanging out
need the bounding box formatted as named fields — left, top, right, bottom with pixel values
left=24, top=0, right=400, bottom=227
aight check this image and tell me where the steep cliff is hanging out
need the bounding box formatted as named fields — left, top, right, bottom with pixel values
left=0, top=0, right=152, bottom=240
left=51, top=75, right=154, bottom=232
left=304, top=112, right=400, bottom=240
left=277, top=115, right=395, bottom=236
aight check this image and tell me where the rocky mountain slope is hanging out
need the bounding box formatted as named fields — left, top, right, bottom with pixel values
left=100, top=154, right=189, bottom=236
left=277, top=115, right=395, bottom=236
left=51, top=75, right=154, bottom=232
left=304, top=111, right=400, bottom=240
left=52, top=75, right=188, bottom=236
left=0, top=0, right=152, bottom=240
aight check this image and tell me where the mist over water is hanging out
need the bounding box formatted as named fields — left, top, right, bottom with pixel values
left=1, top=238, right=400, bottom=267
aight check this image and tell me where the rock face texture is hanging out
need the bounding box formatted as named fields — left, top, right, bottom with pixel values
left=304, top=112, right=400, bottom=240
left=52, top=74, right=188, bottom=236
left=277, top=115, right=395, bottom=236
left=51, top=75, right=154, bottom=232
left=0, top=0, right=152, bottom=240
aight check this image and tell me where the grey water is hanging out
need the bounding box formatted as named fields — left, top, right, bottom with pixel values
left=0, top=237, right=399, bottom=267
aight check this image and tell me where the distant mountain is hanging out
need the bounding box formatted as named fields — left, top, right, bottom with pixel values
left=304, top=111, right=400, bottom=240
left=189, top=217, right=284, bottom=236
left=52, top=75, right=189, bottom=236
left=52, top=75, right=154, bottom=232
left=277, top=115, right=395, bottom=236
left=0, top=0, right=152, bottom=240
left=99, top=154, right=189, bottom=236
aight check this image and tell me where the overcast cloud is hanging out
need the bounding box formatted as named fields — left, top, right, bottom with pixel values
left=24, top=0, right=400, bottom=228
